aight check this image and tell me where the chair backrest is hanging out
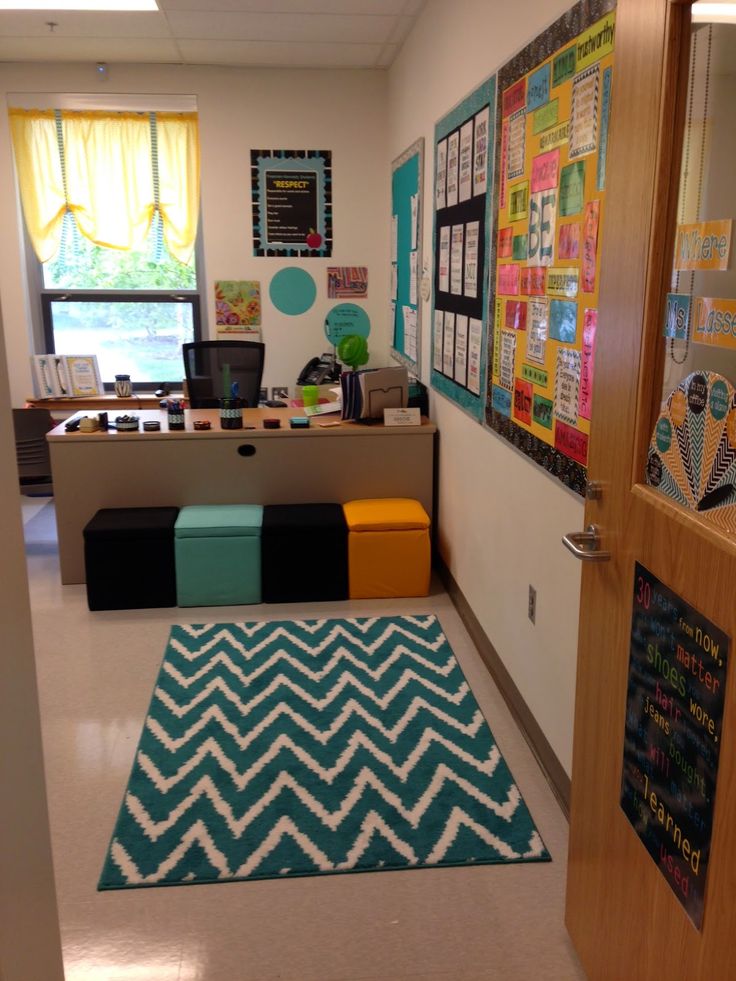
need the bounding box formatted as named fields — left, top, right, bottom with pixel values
left=13, top=408, right=54, bottom=493
left=182, top=341, right=265, bottom=409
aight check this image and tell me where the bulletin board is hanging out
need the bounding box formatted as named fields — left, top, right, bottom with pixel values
left=391, top=138, right=424, bottom=374
left=486, top=0, right=615, bottom=496
left=430, top=76, right=496, bottom=418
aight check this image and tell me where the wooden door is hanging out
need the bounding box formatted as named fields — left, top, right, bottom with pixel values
left=565, top=0, right=736, bottom=976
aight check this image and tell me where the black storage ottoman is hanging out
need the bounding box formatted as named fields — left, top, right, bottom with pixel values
left=83, top=507, right=179, bottom=611
left=261, top=503, right=348, bottom=603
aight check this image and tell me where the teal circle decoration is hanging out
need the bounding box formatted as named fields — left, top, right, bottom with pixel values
left=269, top=267, right=317, bottom=316
left=324, top=303, right=371, bottom=344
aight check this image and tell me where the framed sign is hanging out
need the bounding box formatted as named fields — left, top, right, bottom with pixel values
left=251, top=149, right=332, bottom=257
left=430, top=77, right=496, bottom=418
left=486, top=0, right=615, bottom=496
left=390, top=138, right=423, bottom=375
left=621, top=563, right=729, bottom=930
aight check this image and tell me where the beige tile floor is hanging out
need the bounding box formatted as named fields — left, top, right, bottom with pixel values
left=23, top=500, right=585, bottom=981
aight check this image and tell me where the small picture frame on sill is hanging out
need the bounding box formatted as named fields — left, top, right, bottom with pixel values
left=65, top=355, right=103, bottom=397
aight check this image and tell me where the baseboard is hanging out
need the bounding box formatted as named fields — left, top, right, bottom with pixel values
left=437, top=558, right=571, bottom=819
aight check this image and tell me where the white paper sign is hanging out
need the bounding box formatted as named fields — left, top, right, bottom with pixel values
left=454, top=314, right=468, bottom=386
left=555, top=348, right=582, bottom=426
left=528, top=190, right=556, bottom=267
left=433, top=309, right=444, bottom=372
left=390, top=263, right=398, bottom=299
left=411, top=193, right=418, bottom=250
left=458, top=120, right=474, bottom=203
left=443, top=311, right=456, bottom=376
left=467, top=318, right=483, bottom=395
left=464, top=220, right=479, bottom=299
left=450, top=224, right=464, bottom=296
left=409, top=249, right=418, bottom=306
left=446, top=131, right=460, bottom=208
left=570, top=65, right=600, bottom=159
left=435, top=138, right=448, bottom=210
left=507, top=108, right=526, bottom=180
left=499, top=330, right=517, bottom=392
left=391, top=215, right=398, bottom=262
left=403, top=305, right=417, bottom=362
left=527, top=298, right=548, bottom=365
left=439, top=226, right=451, bottom=293
left=473, top=107, right=490, bottom=196
left=384, top=407, right=422, bottom=426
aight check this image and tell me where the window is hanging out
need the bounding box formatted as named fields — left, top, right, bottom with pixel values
left=10, top=104, right=203, bottom=391
left=39, top=217, right=202, bottom=391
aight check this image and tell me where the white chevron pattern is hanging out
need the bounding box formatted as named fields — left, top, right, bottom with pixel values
left=99, top=616, right=549, bottom=890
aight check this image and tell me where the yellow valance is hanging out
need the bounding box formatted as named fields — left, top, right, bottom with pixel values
left=8, top=108, right=200, bottom=265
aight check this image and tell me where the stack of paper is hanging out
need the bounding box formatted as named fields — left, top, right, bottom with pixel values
left=340, top=366, right=408, bottom=421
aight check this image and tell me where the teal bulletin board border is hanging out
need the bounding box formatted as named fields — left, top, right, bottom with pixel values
left=430, top=74, right=496, bottom=420
left=391, top=138, right=423, bottom=374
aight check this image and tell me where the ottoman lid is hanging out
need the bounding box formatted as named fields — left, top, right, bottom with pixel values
left=343, top=498, right=430, bottom=531
left=83, top=507, right=180, bottom=541
left=262, top=503, right=346, bottom=531
left=175, top=504, right=263, bottom=538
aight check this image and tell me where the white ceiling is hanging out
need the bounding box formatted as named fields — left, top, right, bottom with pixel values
left=0, top=0, right=427, bottom=69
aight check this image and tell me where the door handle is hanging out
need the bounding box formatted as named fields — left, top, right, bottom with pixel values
left=561, top=524, right=611, bottom=562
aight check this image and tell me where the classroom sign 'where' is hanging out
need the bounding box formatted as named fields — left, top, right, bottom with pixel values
left=621, top=563, right=729, bottom=930
left=487, top=0, right=615, bottom=496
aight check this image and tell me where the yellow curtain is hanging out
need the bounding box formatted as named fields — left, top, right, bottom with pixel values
left=8, top=108, right=200, bottom=264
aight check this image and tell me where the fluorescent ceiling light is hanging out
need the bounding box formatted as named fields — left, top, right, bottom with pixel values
left=0, top=0, right=158, bottom=9
left=692, top=2, right=736, bottom=22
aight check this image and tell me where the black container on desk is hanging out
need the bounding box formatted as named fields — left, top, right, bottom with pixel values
left=168, top=409, right=185, bottom=431
left=219, top=396, right=244, bottom=430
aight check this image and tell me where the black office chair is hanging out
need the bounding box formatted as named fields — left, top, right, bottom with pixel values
left=13, top=408, right=54, bottom=496
left=182, top=341, right=265, bottom=409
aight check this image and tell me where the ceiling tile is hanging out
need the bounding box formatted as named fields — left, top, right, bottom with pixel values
left=0, top=11, right=172, bottom=38
left=0, top=35, right=181, bottom=62
left=176, top=38, right=382, bottom=68
left=160, top=0, right=417, bottom=13
left=166, top=11, right=396, bottom=44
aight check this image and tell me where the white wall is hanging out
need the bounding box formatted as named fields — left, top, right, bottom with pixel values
left=0, top=63, right=388, bottom=405
left=388, top=0, right=585, bottom=774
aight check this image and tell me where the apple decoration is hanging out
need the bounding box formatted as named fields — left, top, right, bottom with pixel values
left=305, top=228, right=322, bottom=249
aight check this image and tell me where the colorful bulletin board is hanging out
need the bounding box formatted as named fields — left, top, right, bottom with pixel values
left=431, top=76, right=496, bottom=418
left=486, top=0, right=615, bottom=495
left=251, top=149, right=332, bottom=257
left=391, top=138, right=424, bottom=374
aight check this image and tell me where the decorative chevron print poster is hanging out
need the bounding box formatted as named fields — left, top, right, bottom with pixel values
left=99, top=616, right=548, bottom=890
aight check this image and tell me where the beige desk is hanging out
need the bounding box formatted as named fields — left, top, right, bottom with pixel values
left=27, top=393, right=184, bottom=414
left=48, top=407, right=437, bottom=584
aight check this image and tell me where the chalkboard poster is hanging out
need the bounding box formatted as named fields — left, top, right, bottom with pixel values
left=621, top=563, right=729, bottom=929
left=251, top=149, right=332, bottom=257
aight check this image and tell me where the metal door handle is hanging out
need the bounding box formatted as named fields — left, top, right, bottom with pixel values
left=561, top=524, right=611, bottom=561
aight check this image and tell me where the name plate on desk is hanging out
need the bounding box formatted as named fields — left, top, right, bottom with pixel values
left=384, top=407, right=421, bottom=426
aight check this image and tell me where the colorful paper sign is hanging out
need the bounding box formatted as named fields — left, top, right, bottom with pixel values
left=513, top=234, right=528, bottom=260
left=554, top=419, right=588, bottom=464
left=498, top=227, right=513, bottom=258
left=502, top=78, right=526, bottom=118
left=509, top=182, right=529, bottom=222
left=514, top=377, right=534, bottom=425
left=522, top=363, right=548, bottom=386
left=547, top=268, right=580, bottom=298
left=531, top=148, right=561, bottom=193
left=533, top=393, right=554, bottom=429
left=499, top=119, right=509, bottom=210
left=506, top=300, right=528, bottom=331
left=527, top=63, right=551, bottom=111
left=597, top=66, right=613, bottom=191
left=579, top=308, right=597, bottom=419
left=674, top=220, right=732, bottom=271
left=552, top=46, right=576, bottom=87
left=549, top=298, right=578, bottom=342
left=528, top=191, right=556, bottom=267
left=527, top=298, right=549, bottom=364
left=533, top=99, right=559, bottom=135
left=583, top=200, right=600, bottom=293
left=559, top=161, right=586, bottom=216
left=692, top=297, right=736, bottom=349
left=492, top=384, right=512, bottom=417
left=539, top=121, right=569, bottom=152
left=507, top=108, right=527, bottom=180
left=570, top=64, right=600, bottom=159
left=520, top=266, right=546, bottom=296
left=214, top=280, right=261, bottom=327
left=576, top=12, right=616, bottom=71
left=559, top=223, right=581, bottom=260
left=499, top=263, right=521, bottom=296
left=327, top=267, right=368, bottom=299
left=663, top=293, right=691, bottom=339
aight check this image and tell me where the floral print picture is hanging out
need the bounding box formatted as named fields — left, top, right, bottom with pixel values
left=214, top=280, right=261, bottom=328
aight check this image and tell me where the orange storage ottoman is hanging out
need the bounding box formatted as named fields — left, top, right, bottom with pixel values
left=343, top=498, right=430, bottom=599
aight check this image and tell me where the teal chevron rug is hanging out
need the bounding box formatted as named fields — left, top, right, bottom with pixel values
left=99, top=615, right=549, bottom=889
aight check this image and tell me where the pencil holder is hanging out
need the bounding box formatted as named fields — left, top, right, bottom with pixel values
left=219, top=397, right=244, bottom=430
left=167, top=408, right=185, bottom=431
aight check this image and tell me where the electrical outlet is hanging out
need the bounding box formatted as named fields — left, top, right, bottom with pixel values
left=528, top=585, right=536, bottom=624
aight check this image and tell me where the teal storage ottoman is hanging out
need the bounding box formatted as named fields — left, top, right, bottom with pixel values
left=175, top=505, right=263, bottom=607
